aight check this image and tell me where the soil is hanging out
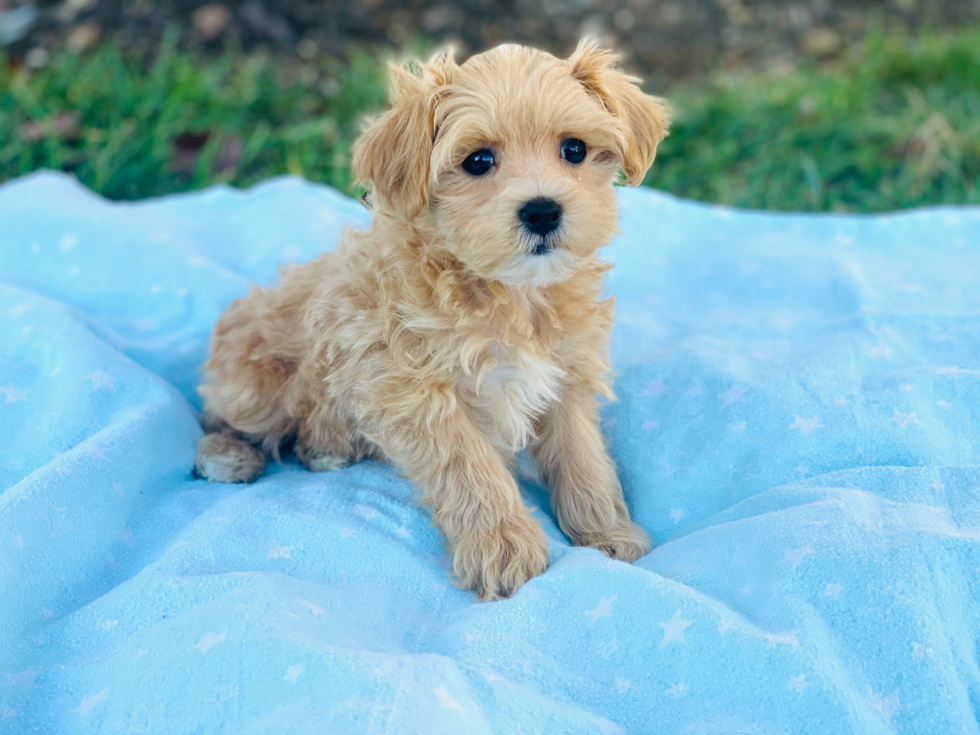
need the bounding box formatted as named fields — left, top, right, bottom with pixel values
left=3, top=0, right=980, bottom=85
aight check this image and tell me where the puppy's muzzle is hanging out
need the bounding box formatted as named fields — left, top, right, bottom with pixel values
left=519, top=198, right=562, bottom=254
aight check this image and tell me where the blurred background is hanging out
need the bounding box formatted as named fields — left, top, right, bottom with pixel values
left=1, top=0, right=978, bottom=212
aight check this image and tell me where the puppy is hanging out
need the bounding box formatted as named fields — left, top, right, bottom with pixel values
left=195, top=41, right=669, bottom=600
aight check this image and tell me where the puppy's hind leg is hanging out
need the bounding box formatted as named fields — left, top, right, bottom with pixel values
left=294, top=411, right=379, bottom=473
left=195, top=431, right=266, bottom=483
left=296, top=441, right=350, bottom=473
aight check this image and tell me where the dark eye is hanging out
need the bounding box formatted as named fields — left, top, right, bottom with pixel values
left=560, top=138, right=587, bottom=164
left=462, top=149, right=494, bottom=176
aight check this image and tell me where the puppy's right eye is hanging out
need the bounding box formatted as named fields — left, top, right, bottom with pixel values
left=462, top=149, right=494, bottom=176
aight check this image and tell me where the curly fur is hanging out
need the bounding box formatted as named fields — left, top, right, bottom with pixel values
left=196, top=40, right=669, bottom=600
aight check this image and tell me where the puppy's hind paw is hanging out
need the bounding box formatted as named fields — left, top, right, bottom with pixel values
left=301, top=453, right=351, bottom=473
left=296, top=441, right=351, bottom=473
left=577, top=519, right=651, bottom=563
left=195, top=433, right=265, bottom=483
left=452, top=512, right=550, bottom=601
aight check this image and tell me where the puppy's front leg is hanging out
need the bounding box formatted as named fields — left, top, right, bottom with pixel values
left=363, top=378, right=549, bottom=600
left=532, top=386, right=651, bottom=561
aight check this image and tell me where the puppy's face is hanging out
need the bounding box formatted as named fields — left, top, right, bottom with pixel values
left=353, top=43, right=669, bottom=287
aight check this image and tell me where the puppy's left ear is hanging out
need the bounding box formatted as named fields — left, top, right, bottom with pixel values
left=568, top=41, right=669, bottom=186
left=353, top=60, right=445, bottom=218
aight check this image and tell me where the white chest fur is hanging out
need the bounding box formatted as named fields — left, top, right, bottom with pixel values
left=459, top=345, right=566, bottom=453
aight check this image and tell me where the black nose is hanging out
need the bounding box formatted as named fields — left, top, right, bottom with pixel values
left=518, top=198, right=562, bottom=237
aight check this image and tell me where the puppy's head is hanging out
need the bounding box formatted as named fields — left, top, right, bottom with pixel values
left=353, top=41, right=669, bottom=287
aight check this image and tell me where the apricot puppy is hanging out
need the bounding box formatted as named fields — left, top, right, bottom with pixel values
left=196, top=41, right=669, bottom=600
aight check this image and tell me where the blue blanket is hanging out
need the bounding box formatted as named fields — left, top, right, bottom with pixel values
left=2, top=171, right=979, bottom=734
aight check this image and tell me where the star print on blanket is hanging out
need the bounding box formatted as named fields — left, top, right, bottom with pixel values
left=1, top=171, right=979, bottom=734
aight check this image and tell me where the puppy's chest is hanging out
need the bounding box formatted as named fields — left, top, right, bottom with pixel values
left=459, top=345, right=565, bottom=453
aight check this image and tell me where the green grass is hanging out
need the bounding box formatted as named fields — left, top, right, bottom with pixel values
left=2, top=24, right=979, bottom=211
left=653, top=24, right=980, bottom=212
left=0, top=30, right=388, bottom=200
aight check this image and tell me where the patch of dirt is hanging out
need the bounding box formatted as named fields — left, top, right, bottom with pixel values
left=3, top=0, right=980, bottom=85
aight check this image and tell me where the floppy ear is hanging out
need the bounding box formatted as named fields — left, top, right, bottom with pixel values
left=568, top=40, right=669, bottom=186
left=352, top=64, right=436, bottom=218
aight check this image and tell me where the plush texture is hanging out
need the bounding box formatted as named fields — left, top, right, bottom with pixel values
left=1, top=171, right=979, bottom=734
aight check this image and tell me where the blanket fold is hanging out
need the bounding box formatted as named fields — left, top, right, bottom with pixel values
left=1, top=171, right=978, bottom=734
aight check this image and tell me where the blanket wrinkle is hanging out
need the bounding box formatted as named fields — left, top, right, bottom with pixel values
left=1, top=171, right=979, bottom=734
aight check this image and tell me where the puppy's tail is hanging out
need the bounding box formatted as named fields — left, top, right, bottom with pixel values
left=195, top=429, right=266, bottom=484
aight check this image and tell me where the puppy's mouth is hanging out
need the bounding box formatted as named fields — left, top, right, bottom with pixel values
left=530, top=231, right=562, bottom=256
left=499, top=228, right=576, bottom=287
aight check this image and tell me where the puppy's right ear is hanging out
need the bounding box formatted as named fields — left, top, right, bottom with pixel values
left=352, top=64, right=436, bottom=218
left=568, top=41, right=669, bottom=186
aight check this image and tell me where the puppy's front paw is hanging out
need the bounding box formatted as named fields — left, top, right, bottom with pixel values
left=452, top=512, right=549, bottom=601
left=576, top=519, right=651, bottom=563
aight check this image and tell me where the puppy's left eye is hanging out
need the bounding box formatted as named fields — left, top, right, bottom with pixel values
left=462, top=149, right=495, bottom=176
left=560, top=138, right=587, bottom=165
